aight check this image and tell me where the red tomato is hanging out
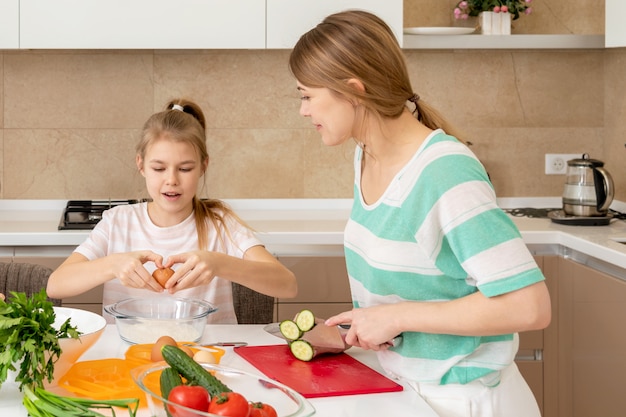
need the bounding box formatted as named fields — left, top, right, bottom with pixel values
left=167, top=385, right=211, bottom=417
left=209, top=392, right=250, bottom=417
left=249, top=402, right=277, bottom=417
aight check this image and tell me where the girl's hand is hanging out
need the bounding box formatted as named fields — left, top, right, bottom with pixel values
left=111, top=251, right=164, bottom=292
left=326, top=305, right=402, bottom=351
left=161, top=251, right=224, bottom=292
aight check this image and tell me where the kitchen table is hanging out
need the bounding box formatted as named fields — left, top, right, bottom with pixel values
left=0, top=324, right=438, bottom=417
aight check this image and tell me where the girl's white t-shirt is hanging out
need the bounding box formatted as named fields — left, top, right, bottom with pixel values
left=74, top=202, right=263, bottom=324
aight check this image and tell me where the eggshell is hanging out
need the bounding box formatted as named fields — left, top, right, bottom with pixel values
left=152, top=268, right=175, bottom=287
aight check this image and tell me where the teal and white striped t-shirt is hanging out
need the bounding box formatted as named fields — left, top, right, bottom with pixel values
left=345, top=129, right=544, bottom=385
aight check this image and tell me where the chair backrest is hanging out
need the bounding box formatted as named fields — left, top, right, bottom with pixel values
left=231, top=282, right=274, bottom=324
left=0, top=262, right=62, bottom=306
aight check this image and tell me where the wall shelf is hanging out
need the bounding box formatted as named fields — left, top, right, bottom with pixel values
left=402, top=34, right=605, bottom=50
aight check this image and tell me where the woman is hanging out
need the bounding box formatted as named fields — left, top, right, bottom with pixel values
left=289, top=10, right=550, bottom=417
left=47, top=99, right=297, bottom=323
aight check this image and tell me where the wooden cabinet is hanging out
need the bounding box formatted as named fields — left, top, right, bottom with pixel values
left=557, top=257, right=626, bottom=417
left=19, top=0, right=265, bottom=49
left=516, top=255, right=559, bottom=417
left=276, top=256, right=352, bottom=321
left=266, top=0, right=403, bottom=49
left=0, top=0, right=19, bottom=49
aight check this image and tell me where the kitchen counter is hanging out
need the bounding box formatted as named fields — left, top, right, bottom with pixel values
left=0, top=324, right=439, bottom=417
left=2, top=198, right=626, bottom=271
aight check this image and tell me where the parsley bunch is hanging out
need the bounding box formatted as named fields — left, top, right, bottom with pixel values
left=0, top=289, right=81, bottom=391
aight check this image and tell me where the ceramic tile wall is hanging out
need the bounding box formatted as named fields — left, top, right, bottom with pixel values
left=0, top=0, right=623, bottom=201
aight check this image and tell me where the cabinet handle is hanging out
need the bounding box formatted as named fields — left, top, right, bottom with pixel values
left=515, top=349, right=543, bottom=361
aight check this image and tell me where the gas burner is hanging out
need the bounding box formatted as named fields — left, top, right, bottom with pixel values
left=504, top=208, right=560, bottom=218
left=58, top=200, right=140, bottom=230
left=504, top=207, right=626, bottom=221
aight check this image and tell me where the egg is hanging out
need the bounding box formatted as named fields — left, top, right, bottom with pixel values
left=152, top=267, right=175, bottom=287
left=150, top=335, right=177, bottom=362
left=193, top=349, right=218, bottom=364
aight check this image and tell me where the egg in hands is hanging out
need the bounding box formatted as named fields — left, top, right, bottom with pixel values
left=152, top=267, right=175, bottom=288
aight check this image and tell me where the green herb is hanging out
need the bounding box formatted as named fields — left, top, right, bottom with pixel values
left=23, top=386, right=139, bottom=417
left=0, top=289, right=81, bottom=391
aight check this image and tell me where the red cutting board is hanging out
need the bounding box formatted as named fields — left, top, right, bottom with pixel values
left=234, top=344, right=403, bottom=398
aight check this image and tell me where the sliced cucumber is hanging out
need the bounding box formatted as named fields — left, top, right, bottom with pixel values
left=294, top=309, right=316, bottom=332
left=279, top=319, right=303, bottom=341
left=289, top=340, right=315, bottom=361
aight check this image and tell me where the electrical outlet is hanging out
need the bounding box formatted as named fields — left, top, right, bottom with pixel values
left=545, top=154, right=580, bottom=175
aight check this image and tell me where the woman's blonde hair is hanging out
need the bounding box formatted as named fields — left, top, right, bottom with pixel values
left=136, top=98, right=245, bottom=250
left=289, top=10, right=457, bottom=135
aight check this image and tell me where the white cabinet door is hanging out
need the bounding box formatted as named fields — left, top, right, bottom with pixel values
left=266, top=0, right=403, bottom=49
left=606, top=0, right=626, bottom=48
left=20, top=0, right=265, bottom=49
left=0, top=0, right=19, bottom=49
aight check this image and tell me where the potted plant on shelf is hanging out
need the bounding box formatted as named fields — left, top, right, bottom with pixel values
left=454, top=0, right=533, bottom=35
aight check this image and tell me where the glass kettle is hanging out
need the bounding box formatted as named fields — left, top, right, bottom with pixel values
left=562, top=154, right=614, bottom=217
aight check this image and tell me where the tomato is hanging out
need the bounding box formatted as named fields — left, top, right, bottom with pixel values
left=167, top=385, right=211, bottom=417
left=208, top=392, right=250, bottom=417
left=248, top=402, right=277, bottom=417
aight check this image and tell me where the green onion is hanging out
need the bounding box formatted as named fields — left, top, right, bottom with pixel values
left=23, top=386, right=139, bottom=417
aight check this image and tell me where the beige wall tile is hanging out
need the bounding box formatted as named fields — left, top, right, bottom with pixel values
left=404, top=0, right=605, bottom=34
left=153, top=50, right=306, bottom=130
left=405, top=50, right=603, bottom=130
left=3, top=129, right=145, bottom=199
left=0, top=0, right=623, bottom=201
left=605, top=49, right=626, bottom=202
left=466, top=127, right=603, bottom=197
left=4, top=52, right=154, bottom=128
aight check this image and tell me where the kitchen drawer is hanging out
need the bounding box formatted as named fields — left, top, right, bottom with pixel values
left=519, top=329, right=543, bottom=350
left=517, top=359, right=544, bottom=415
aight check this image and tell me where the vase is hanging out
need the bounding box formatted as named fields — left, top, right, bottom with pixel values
left=478, top=11, right=511, bottom=35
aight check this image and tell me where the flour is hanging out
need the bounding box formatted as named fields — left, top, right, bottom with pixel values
left=117, top=321, right=203, bottom=344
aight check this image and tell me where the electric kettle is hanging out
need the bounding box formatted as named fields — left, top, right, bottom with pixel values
left=562, top=154, right=614, bottom=217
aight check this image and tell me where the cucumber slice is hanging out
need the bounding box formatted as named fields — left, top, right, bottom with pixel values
left=290, top=340, right=315, bottom=361
left=294, top=309, right=316, bottom=332
left=279, top=319, right=303, bottom=341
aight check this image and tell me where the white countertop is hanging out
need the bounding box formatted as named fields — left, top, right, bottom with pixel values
left=2, top=198, right=626, bottom=272
left=0, top=325, right=439, bottom=417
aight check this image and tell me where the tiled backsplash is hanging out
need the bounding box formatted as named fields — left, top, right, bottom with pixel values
left=1, top=0, right=624, bottom=202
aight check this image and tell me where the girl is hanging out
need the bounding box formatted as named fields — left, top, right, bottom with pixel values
left=47, top=99, right=297, bottom=323
left=289, top=10, right=550, bottom=417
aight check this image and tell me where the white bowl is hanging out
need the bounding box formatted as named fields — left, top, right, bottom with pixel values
left=50, top=307, right=106, bottom=384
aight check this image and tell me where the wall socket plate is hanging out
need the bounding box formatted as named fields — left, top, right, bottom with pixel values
left=545, top=153, right=580, bottom=175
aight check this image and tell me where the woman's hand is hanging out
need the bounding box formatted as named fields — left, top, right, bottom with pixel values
left=326, top=305, right=403, bottom=351
left=111, top=251, right=165, bottom=292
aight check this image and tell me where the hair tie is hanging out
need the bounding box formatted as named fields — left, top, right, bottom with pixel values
left=171, top=104, right=184, bottom=112
left=408, top=94, right=420, bottom=104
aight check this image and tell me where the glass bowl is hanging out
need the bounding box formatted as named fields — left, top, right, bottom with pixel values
left=103, top=297, right=217, bottom=344
left=130, top=362, right=315, bottom=417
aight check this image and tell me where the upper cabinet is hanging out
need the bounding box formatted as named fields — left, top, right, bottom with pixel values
left=605, top=0, right=626, bottom=48
left=5, top=0, right=402, bottom=50
left=0, top=0, right=19, bottom=49
left=19, top=0, right=266, bottom=49
left=266, top=0, right=403, bottom=49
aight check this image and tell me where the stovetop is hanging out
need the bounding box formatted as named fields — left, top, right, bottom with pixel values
left=58, top=200, right=140, bottom=230
left=504, top=207, right=626, bottom=220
